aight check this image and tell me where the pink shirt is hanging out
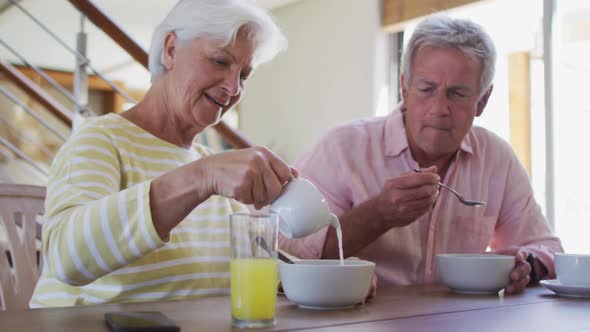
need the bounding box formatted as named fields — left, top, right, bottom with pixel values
left=280, top=108, right=562, bottom=286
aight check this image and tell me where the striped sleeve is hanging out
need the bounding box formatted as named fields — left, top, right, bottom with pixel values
left=42, top=123, right=164, bottom=286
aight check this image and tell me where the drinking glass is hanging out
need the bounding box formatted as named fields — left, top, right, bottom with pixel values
left=230, top=213, right=279, bottom=329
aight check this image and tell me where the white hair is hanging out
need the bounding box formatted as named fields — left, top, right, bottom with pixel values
left=401, top=16, right=496, bottom=96
left=148, top=0, right=287, bottom=82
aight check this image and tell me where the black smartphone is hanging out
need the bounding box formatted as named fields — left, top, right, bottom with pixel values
left=104, top=311, right=180, bottom=332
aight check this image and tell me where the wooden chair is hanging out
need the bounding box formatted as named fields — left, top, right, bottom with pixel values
left=0, top=184, right=45, bottom=310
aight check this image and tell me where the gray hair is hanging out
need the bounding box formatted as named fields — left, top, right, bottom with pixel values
left=148, top=0, right=287, bottom=82
left=401, top=16, right=496, bottom=96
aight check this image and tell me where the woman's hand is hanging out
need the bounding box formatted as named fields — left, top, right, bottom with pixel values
left=150, top=146, right=295, bottom=240
left=202, top=146, right=297, bottom=209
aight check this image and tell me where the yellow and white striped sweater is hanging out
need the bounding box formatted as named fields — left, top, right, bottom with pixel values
left=30, top=113, right=247, bottom=307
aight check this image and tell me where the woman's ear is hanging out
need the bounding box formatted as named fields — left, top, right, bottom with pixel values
left=163, top=32, right=178, bottom=71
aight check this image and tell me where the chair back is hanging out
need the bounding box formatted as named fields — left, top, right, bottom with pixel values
left=0, top=184, right=45, bottom=311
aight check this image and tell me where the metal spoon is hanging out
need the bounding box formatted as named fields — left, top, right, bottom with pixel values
left=255, top=235, right=295, bottom=264
left=413, top=168, right=486, bottom=207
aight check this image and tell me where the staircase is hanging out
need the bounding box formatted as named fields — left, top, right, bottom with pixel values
left=0, top=0, right=253, bottom=185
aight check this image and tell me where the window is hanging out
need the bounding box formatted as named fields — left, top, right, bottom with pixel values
left=388, top=0, right=590, bottom=253
left=552, top=0, right=590, bottom=253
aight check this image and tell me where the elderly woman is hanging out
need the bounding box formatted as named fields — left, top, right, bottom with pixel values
left=30, top=0, right=293, bottom=307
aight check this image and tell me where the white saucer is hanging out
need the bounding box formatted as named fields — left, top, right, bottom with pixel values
left=540, top=279, right=590, bottom=298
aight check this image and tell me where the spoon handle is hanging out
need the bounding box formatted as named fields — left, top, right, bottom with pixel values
left=279, top=250, right=295, bottom=264
left=255, top=235, right=295, bottom=264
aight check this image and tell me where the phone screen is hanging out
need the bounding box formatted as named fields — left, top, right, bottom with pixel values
left=105, top=311, right=180, bottom=332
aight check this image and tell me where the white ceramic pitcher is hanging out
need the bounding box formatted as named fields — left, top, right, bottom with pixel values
left=270, top=177, right=339, bottom=239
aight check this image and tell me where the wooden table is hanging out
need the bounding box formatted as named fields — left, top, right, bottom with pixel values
left=1, top=284, right=589, bottom=331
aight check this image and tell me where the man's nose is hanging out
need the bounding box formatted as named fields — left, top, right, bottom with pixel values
left=430, top=90, right=450, bottom=115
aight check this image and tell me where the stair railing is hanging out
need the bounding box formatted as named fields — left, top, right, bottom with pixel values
left=8, top=0, right=135, bottom=105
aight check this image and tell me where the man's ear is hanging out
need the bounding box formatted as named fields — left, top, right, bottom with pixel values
left=400, top=74, right=409, bottom=107
left=476, top=85, right=493, bottom=117
left=163, top=32, right=178, bottom=71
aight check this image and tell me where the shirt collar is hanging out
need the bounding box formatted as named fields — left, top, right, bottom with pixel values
left=384, top=104, right=474, bottom=157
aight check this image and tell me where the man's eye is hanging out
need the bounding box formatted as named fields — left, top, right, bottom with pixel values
left=452, top=91, right=466, bottom=98
left=214, top=59, right=228, bottom=66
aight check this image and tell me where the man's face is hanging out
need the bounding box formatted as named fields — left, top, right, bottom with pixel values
left=401, top=46, right=490, bottom=162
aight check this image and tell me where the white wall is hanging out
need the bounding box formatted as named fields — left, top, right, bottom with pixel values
left=240, top=0, right=386, bottom=162
left=1, top=0, right=386, bottom=162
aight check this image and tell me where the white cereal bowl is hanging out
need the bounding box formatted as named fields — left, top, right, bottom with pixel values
left=555, top=253, right=590, bottom=286
left=436, top=254, right=514, bottom=294
left=279, top=259, right=375, bottom=309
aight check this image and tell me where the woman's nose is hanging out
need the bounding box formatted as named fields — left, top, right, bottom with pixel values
left=222, top=72, right=241, bottom=97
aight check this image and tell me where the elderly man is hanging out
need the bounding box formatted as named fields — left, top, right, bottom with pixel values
left=280, top=16, right=562, bottom=294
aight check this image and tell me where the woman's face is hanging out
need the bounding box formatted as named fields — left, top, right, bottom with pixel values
left=162, top=28, right=255, bottom=131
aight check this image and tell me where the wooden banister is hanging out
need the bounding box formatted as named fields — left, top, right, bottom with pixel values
left=0, top=60, right=73, bottom=126
left=67, top=0, right=148, bottom=68
left=67, top=0, right=253, bottom=149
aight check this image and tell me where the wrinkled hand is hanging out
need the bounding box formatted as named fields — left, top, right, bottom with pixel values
left=202, top=146, right=296, bottom=209
left=373, top=166, right=439, bottom=229
left=347, top=257, right=378, bottom=303
left=365, top=268, right=378, bottom=303
left=494, top=248, right=532, bottom=294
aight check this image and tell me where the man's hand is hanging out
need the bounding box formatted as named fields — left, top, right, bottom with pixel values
left=323, top=166, right=440, bottom=259
left=364, top=268, right=378, bottom=303
left=345, top=257, right=378, bottom=303
left=494, top=248, right=532, bottom=294
left=372, top=166, right=439, bottom=229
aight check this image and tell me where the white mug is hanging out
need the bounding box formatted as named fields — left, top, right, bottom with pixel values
left=270, top=177, right=339, bottom=239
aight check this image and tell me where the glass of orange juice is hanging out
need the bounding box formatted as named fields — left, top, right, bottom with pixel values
left=230, top=213, right=279, bottom=329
